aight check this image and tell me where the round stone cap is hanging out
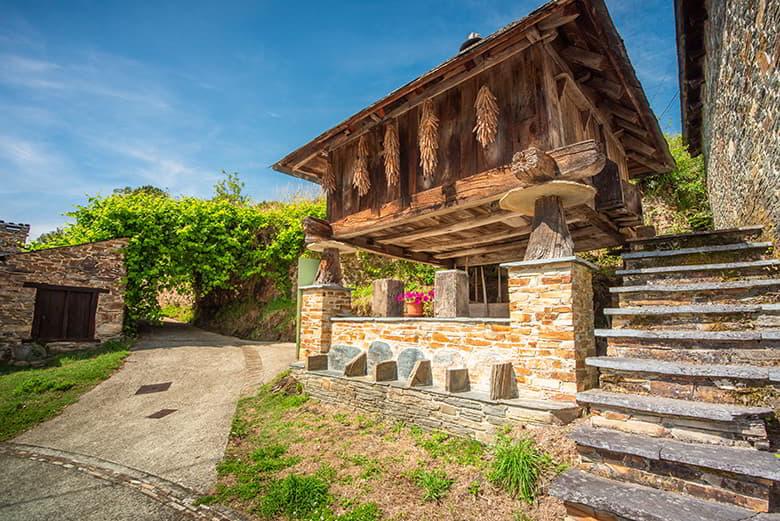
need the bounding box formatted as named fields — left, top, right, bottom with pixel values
left=499, top=180, right=596, bottom=216
left=306, top=240, right=357, bottom=253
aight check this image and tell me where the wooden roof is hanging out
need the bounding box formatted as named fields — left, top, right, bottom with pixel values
left=273, top=0, right=674, bottom=182
left=674, top=0, right=707, bottom=157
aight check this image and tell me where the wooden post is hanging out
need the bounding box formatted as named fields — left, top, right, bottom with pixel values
left=524, top=195, right=574, bottom=260
left=315, top=247, right=343, bottom=285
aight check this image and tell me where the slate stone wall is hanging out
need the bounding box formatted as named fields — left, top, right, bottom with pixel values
left=702, top=0, right=779, bottom=237
left=0, top=220, right=30, bottom=255
left=292, top=365, right=579, bottom=442
left=0, top=239, right=127, bottom=362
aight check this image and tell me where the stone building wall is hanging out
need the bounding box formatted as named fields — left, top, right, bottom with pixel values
left=299, top=285, right=352, bottom=359
left=702, top=0, right=779, bottom=237
left=331, top=317, right=516, bottom=394
left=0, top=220, right=30, bottom=255
left=0, top=239, right=127, bottom=361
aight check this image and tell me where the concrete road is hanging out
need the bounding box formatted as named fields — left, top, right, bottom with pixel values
left=13, top=322, right=295, bottom=494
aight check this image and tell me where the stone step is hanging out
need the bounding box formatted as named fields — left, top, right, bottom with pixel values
left=606, top=343, right=780, bottom=368
left=605, top=304, right=780, bottom=331
left=572, top=426, right=780, bottom=512
left=622, top=242, right=773, bottom=270
left=613, top=278, right=780, bottom=307
left=626, top=225, right=765, bottom=252
left=577, top=389, right=773, bottom=448
left=596, top=328, right=780, bottom=342
left=617, top=259, right=780, bottom=285
left=587, top=355, right=778, bottom=406
left=550, top=469, right=768, bottom=521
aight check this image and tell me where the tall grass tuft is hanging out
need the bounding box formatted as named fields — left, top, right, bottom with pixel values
left=488, top=435, right=553, bottom=503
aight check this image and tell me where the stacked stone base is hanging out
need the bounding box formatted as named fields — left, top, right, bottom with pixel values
left=292, top=364, right=580, bottom=442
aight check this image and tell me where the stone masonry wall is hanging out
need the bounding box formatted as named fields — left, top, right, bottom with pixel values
left=299, top=285, right=352, bottom=359
left=293, top=365, right=579, bottom=442
left=506, top=259, right=597, bottom=400
left=331, top=317, right=515, bottom=394
left=0, top=220, right=30, bottom=255
left=0, top=239, right=127, bottom=359
left=702, top=0, right=779, bottom=238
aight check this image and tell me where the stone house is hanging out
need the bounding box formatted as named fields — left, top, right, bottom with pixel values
left=0, top=220, right=128, bottom=364
left=675, top=0, right=779, bottom=235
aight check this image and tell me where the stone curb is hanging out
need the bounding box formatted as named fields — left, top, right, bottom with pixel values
left=0, top=443, right=250, bottom=521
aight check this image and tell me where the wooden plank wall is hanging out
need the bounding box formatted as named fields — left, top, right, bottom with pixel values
left=327, top=43, right=630, bottom=221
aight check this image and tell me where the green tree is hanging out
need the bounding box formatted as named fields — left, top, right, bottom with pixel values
left=213, top=170, right=249, bottom=206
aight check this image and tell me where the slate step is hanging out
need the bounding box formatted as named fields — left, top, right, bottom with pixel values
left=617, top=259, right=780, bottom=285
left=605, top=304, right=780, bottom=330
left=606, top=343, right=780, bottom=368
left=612, top=278, right=780, bottom=306
left=572, top=426, right=780, bottom=511
left=596, top=328, right=780, bottom=342
left=577, top=389, right=772, bottom=448
left=622, top=242, right=773, bottom=270
left=626, top=225, right=765, bottom=252
left=550, top=469, right=768, bottom=521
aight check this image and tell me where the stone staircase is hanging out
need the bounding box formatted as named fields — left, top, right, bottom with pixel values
left=551, top=226, right=780, bottom=520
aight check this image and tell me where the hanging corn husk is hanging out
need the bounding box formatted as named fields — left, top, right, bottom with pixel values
left=321, top=152, right=336, bottom=194
left=418, top=99, right=439, bottom=177
left=352, top=135, right=370, bottom=197
left=383, top=120, right=400, bottom=188
left=474, top=85, right=499, bottom=148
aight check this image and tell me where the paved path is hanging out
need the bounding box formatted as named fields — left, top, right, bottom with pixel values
left=3, top=322, right=295, bottom=520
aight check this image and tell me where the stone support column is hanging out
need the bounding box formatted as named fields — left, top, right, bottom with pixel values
left=371, top=279, right=404, bottom=317
left=299, top=284, right=352, bottom=360
left=434, top=270, right=470, bottom=318
left=502, top=257, right=597, bottom=400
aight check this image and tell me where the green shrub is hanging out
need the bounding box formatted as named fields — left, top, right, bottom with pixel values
left=488, top=435, right=553, bottom=503
left=409, top=468, right=453, bottom=502
left=257, top=474, right=330, bottom=519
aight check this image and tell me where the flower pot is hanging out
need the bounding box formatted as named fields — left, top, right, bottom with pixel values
left=405, top=301, right=424, bottom=317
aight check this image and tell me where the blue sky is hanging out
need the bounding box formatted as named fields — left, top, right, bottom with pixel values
left=0, top=0, right=680, bottom=239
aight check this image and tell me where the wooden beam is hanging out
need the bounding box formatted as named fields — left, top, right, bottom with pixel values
left=585, top=75, right=623, bottom=99
left=331, top=165, right=517, bottom=239
left=511, top=140, right=606, bottom=184
left=377, top=208, right=525, bottom=246
left=411, top=225, right=534, bottom=253
left=622, top=134, right=657, bottom=157
left=600, top=99, right=640, bottom=124
left=568, top=204, right=625, bottom=245
left=560, top=46, right=609, bottom=71
left=345, top=236, right=450, bottom=267
left=537, top=13, right=580, bottom=31
left=627, top=152, right=667, bottom=172
left=614, top=118, right=649, bottom=139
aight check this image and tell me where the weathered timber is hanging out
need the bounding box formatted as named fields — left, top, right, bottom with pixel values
left=560, top=45, right=609, bottom=71
left=303, top=216, right=333, bottom=244
left=408, top=359, right=433, bottom=387
left=372, top=279, right=404, bottom=317
left=306, top=354, right=329, bottom=371
left=374, top=360, right=398, bottom=382
left=490, top=362, right=519, bottom=400
left=600, top=99, right=640, bottom=123
left=315, top=247, right=343, bottom=285
left=510, top=140, right=605, bottom=184
left=331, top=166, right=517, bottom=239
left=346, top=236, right=448, bottom=267
left=622, top=134, right=657, bottom=157
left=524, top=196, right=574, bottom=260
left=511, top=147, right=557, bottom=184
left=445, top=368, right=470, bottom=393
left=585, top=75, right=623, bottom=99
left=343, top=352, right=367, bottom=377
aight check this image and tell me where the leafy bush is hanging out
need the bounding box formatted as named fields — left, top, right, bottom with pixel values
left=409, top=468, right=453, bottom=502
left=639, top=134, right=711, bottom=232
left=257, top=474, right=331, bottom=519
left=488, top=435, right=553, bottom=503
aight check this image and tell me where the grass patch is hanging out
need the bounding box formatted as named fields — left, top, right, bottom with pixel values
left=0, top=338, right=132, bottom=441
left=488, top=435, right=554, bottom=503
left=411, top=429, right=486, bottom=467
left=408, top=468, right=453, bottom=502
left=257, top=474, right=330, bottom=519
left=160, top=304, right=194, bottom=323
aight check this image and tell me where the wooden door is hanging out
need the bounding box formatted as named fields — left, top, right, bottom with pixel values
left=31, top=287, right=98, bottom=341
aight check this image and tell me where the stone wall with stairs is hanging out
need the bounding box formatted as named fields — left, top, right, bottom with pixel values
left=551, top=225, right=780, bottom=520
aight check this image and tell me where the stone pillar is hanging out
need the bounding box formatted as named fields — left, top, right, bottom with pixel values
left=434, top=270, right=470, bottom=318
left=502, top=257, right=597, bottom=400
left=372, top=279, right=404, bottom=317
left=299, top=284, right=352, bottom=360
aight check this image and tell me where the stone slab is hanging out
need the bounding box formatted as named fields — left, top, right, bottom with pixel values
left=586, top=356, right=771, bottom=380
left=577, top=389, right=773, bottom=421
left=397, top=348, right=427, bottom=381
left=408, top=359, right=432, bottom=387
left=344, top=352, right=367, bottom=377
left=328, top=345, right=361, bottom=372
left=595, top=328, right=771, bottom=341
left=603, top=304, right=764, bottom=315
left=572, top=426, right=663, bottom=460
left=616, top=258, right=780, bottom=276
left=500, top=255, right=599, bottom=271
left=550, top=470, right=756, bottom=521
left=305, top=354, right=329, bottom=371
left=371, top=279, right=404, bottom=317
left=374, top=360, right=398, bottom=382
left=626, top=225, right=764, bottom=245
left=621, top=241, right=773, bottom=260
left=610, top=278, right=780, bottom=294
left=330, top=316, right=510, bottom=323
left=366, top=341, right=392, bottom=372
left=434, top=270, right=469, bottom=318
